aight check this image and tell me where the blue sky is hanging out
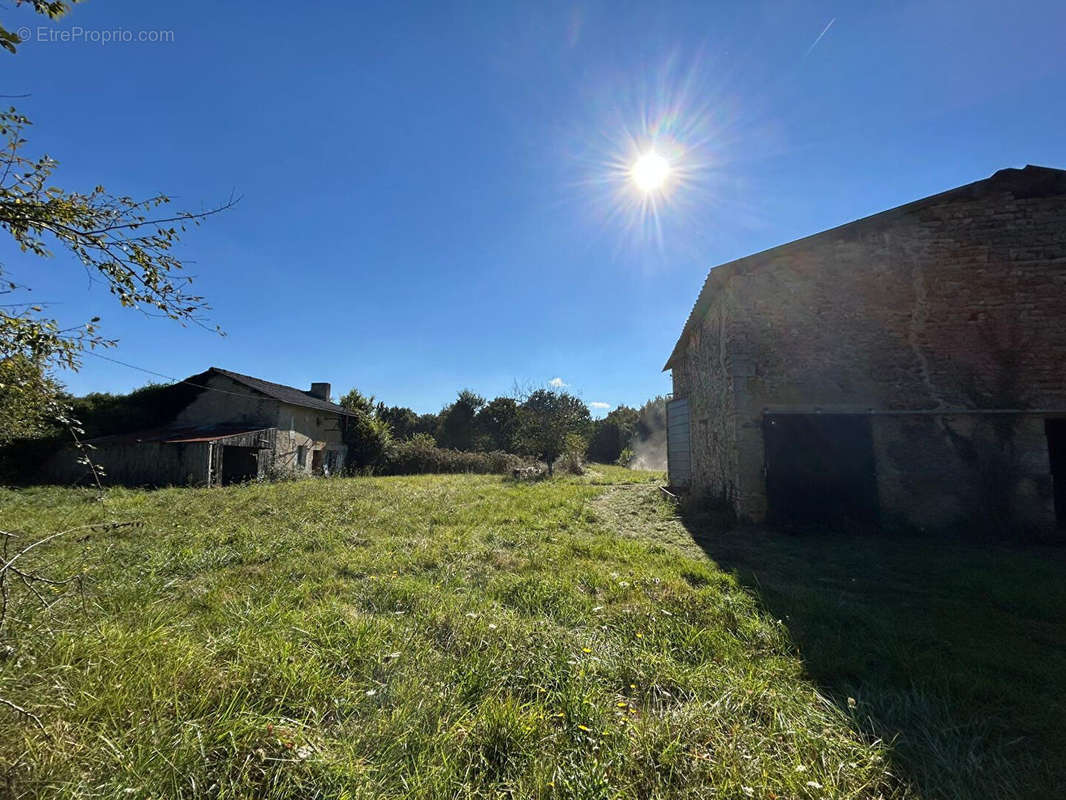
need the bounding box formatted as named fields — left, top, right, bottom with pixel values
left=4, top=0, right=1065, bottom=416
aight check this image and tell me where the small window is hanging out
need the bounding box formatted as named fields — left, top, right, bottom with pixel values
left=297, top=445, right=307, bottom=468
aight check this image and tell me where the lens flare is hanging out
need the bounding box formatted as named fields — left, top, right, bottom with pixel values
left=562, top=48, right=777, bottom=262
left=631, top=151, right=671, bottom=192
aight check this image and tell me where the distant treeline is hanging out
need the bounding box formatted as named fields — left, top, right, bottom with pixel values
left=0, top=356, right=668, bottom=479
left=348, top=388, right=668, bottom=468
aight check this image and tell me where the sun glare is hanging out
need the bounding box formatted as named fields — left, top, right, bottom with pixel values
left=631, top=151, right=670, bottom=192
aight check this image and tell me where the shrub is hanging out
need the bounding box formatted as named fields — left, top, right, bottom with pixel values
left=554, top=432, right=587, bottom=475
left=381, top=436, right=525, bottom=476
left=554, top=451, right=584, bottom=475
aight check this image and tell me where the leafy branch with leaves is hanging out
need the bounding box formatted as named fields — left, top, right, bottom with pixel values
left=0, top=1, right=74, bottom=54
left=0, top=108, right=237, bottom=373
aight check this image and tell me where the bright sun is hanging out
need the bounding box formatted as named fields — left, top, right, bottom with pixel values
left=631, top=151, right=670, bottom=192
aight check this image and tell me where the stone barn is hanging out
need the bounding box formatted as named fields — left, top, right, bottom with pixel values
left=664, top=165, right=1066, bottom=538
left=45, top=367, right=353, bottom=486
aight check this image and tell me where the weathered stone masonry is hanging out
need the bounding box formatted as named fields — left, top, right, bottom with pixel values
left=665, top=166, right=1066, bottom=536
left=43, top=367, right=352, bottom=486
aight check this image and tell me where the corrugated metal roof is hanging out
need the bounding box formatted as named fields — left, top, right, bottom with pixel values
left=89, top=425, right=274, bottom=445
left=662, top=165, right=1066, bottom=371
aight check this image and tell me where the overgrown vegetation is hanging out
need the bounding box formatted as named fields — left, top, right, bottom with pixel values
left=340, top=385, right=667, bottom=473
left=0, top=470, right=907, bottom=798
left=339, top=385, right=606, bottom=477
left=0, top=380, right=205, bottom=482
left=0, top=356, right=62, bottom=446
left=380, top=433, right=525, bottom=476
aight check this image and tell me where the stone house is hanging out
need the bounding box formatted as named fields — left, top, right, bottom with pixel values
left=664, top=165, right=1066, bottom=537
left=45, top=367, right=353, bottom=486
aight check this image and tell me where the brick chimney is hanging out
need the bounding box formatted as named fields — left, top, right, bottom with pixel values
left=309, top=382, right=331, bottom=401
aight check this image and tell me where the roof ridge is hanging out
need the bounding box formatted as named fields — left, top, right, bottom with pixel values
left=205, top=367, right=354, bottom=416
left=213, top=366, right=318, bottom=398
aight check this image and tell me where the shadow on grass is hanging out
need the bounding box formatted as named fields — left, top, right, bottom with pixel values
left=679, top=508, right=1066, bottom=800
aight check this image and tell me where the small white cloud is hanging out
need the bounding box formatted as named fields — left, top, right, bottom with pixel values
left=548, top=377, right=567, bottom=388
left=589, top=401, right=611, bottom=410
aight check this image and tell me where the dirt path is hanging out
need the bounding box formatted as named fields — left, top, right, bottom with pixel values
left=589, top=483, right=707, bottom=558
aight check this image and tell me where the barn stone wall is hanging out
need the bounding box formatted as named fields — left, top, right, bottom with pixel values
left=870, top=414, right=1055, bottom=535
left=671, top=167, right=1066, bottom=534
left=671, top=299, right=741, bottom=505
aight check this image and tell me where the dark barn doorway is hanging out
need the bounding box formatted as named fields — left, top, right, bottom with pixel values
left=1046, top=419, right=1066, bottom=528
left=220, top=445, right=259, bottom=485
left=763, top=414, right=879, bottom=528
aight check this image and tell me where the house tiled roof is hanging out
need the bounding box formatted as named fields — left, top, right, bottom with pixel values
left=662, top=164, right=1066, bottom=371
left=205, top=367, right=355, bottom=416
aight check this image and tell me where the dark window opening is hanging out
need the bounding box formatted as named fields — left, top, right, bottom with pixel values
left=763, top=414, right=880, bottom=528
left=1046, top=419, right=1066, bottom=528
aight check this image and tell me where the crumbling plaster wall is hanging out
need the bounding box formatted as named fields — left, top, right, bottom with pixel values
left=174, top=374, right=347, bottom=476
left=272, top=403, right=347, bottom=474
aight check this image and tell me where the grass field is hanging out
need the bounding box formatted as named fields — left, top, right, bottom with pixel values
left=0, top=467, right=1062, bottom=798
left=599, top=484, right=1066, bottom=799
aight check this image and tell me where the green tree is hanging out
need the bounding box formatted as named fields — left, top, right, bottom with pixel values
left=0, top=355, right=62, bottom=445
left=588, top=405, right=639, bottom=463
left=339, top=388, right=377, bottom=416
left=376, top=403, right=420, bottom=440
left=474, top=396, right=519, bottom=451
left=343, top=412, right=391, bottom=472
left=514, top=389, right=591, bottom=475
left=634, top=396, right=668, bottom=442
left=436, top=389, right=485, bottom=451
left=412, top=412, right=440, bottom=440
left=0, top=108, right=233, bottom=371
left=67, top=381, right=202, bottom=439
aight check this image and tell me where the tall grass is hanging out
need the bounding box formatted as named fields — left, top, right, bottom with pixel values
left=0, top=472, right=899, bottom=798
left=672, top=499, right=1066, bottom=800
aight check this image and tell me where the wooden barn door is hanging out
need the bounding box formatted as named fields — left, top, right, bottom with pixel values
left=763, top=414, right=879, bottom=527
left=666, top=397, right=691, bottom=489
left=1047, top=419, right=1066, bottom=528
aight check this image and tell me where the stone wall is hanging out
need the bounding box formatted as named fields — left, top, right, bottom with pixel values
left=173, top=373, right=277, bottom=428
left=671, top=300, right=740, bottom=505
left=271, top=403, right=347, bottom=476
left=40, top=374, right=350, bottom=486
left=175, top=373, right=347, bottom=476
left=871, top=414, right=1056, bottom=535
left=671, top=167, right=1066, bottom=534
